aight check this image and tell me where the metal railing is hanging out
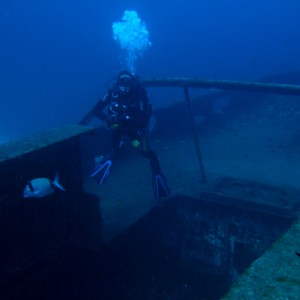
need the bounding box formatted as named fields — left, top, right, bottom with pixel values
left=143, top=77, right=300, bottom=183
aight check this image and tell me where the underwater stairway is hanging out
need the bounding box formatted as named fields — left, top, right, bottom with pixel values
left=0, top=125, right=300, bottom=299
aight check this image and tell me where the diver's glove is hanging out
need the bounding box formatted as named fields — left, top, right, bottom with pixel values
left=106, top=114, right=120, bottom=128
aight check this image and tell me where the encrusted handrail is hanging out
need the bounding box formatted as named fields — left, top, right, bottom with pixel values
left=143, top=77, right=300, bottom=95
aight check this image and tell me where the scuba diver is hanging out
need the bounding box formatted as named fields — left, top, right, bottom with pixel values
left=88, top=70, right=170, bottom=201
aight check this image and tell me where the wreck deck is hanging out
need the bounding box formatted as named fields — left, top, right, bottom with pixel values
left=1, top=90, right=300, bottom=299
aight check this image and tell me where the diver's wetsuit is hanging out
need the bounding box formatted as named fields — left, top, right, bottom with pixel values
left=92, top=74, right=162, bottom=177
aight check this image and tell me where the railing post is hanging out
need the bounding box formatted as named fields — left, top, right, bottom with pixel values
left=183, top=85, right=206, bottom=183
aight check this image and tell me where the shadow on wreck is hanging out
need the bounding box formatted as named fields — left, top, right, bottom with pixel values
left=1, top=192, right=296, bottom=300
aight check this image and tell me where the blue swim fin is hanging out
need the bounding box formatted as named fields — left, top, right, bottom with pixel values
left=153, top=173, right=171, bottom=201
left=90, top=159, right=112, bottom=185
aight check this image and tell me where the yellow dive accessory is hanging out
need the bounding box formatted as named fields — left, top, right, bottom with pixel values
left=132, top=139, right=141, bottom=148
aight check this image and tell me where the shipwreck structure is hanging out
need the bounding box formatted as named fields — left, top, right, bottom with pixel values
left=1, top=77, right=300, bottom=299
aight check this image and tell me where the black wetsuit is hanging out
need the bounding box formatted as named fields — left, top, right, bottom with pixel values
left=92, top=79, right=162, bottom=176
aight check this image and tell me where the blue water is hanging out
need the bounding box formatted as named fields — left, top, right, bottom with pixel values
left=1, top=0, right=300, bottom=140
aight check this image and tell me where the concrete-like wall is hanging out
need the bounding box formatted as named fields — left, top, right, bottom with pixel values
left=0, top=125, right=102, bottom=292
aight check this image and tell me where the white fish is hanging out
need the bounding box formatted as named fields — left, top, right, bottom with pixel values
left=23, top=174, right=66, bottom=198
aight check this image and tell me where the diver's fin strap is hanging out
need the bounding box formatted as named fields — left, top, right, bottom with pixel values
left=90, top=159, right=112, bottom=185
left=153, top=174, right=171, bottom=201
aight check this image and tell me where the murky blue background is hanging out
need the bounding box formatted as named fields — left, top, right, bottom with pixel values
left=1, top=0, right=300, bottom=140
